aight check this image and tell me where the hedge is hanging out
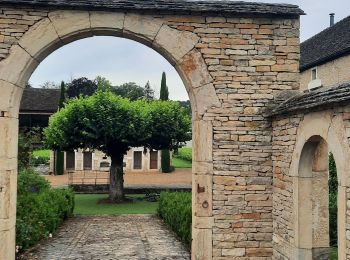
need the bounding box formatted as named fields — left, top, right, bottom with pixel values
left=157, top=192, right=191, bottom=247
left=173, top=148, right=192, bottom=162
left=16, top=169, right=74, bottom=251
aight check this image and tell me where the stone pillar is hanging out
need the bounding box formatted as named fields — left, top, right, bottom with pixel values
left=0, top=116, right=19, bottom=260
left=192, top=120, right=213, bottom=259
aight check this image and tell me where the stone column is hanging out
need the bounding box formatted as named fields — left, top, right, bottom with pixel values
left=0, top=116, right=19, bottom=260
left=192, top=120, right=214, bottom=260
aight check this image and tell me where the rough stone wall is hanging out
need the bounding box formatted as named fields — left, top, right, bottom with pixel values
left=0, top=6, right=301, bottom=260
left=0, top=8, right=48, bottom=59
left=300, top=53, right=350, bottom=91
left=272, top=114, right=303, bottom=259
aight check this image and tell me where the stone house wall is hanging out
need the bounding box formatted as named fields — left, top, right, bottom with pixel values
left=49, top=148, right=161, bottom=173
left=300, top=53, right=350, bottom=91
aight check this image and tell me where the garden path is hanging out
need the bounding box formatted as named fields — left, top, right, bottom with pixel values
left=20, top=215, right=190, bottom=260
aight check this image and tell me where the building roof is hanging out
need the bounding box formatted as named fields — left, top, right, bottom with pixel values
left=0, top=0, right=304, bottom=17
left=20, top=88, right=60, bottom=114
left=268, top=81, right=350, bottom=117
left=300, top=15, right=350, bottom=72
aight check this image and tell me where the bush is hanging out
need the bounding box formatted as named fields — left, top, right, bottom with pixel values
left=16, top=169, right=74, bottom=252
left=174, top=147, right=192, bottom=162
left=157, top=192, right=191, bottom=247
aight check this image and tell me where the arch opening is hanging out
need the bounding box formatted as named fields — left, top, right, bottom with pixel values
left=296, top=136, right=340, bottom=259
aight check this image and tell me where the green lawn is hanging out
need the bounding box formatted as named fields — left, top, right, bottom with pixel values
left=330, top=247, right=337, bottom=260
left=74, top=194, right=158, bottom=215
left=33, top=149, right=50, bottom=159
left=172, top=157, right=192, bottom=168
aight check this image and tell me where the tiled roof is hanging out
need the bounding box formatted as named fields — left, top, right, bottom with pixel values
left=0, top=0, right=304, bottom=17
left=300, top=15, right=350, bottom=71
left=268, top=81, right=350, bottom=117
left=20, top=88, right=60, bottom=113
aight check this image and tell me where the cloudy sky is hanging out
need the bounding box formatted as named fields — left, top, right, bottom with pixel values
left=29, top=0, right=349, bottom=100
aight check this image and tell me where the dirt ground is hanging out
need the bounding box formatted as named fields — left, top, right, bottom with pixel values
left=45, top=169, right=192, bottom=187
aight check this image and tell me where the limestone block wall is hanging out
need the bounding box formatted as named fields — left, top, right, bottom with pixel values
left=300, top=53, right=350, bottom=91
left=272, top=107, right=350, bottom=259
left=0, top=5, right=301, bottom=259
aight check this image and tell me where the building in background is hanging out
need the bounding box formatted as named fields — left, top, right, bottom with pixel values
left=300, top=15, right=350, bottom=90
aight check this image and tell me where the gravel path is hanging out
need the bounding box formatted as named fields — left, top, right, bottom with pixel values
left=20, top=215, right=190, bottom=260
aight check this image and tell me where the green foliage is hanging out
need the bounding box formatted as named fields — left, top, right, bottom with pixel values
left=95, top=76, right=112, bottom=91
left=174, top=147, right=192, bottom=162
left=160, top=72, right=169, bottom=101
left=18, top=131, right=33, bottom=170
left=16, top=170, right=74, bottom=251
left=18, top=128, right=42, bottom=169
left=44, top=91, right=191, bottom=200
left=112, top=82, right=148, bottom=101
left=157, top=192, right=192, bottom=247
left=146, top=100, right=191, bottom=151
left=17, top=169, right=50, bottom=195
left=44, top=91, right=149, bottom=155
left=44, top=91, right=191, bottom=156
left=329, top=153, right=338, bottom=247
left=66, top=77, right=98, bottom=99
left=172, top=157, right=192, bottom=168
left=74, top=194, right=158, bottom=215
left=161, top=149, right=171, bottom=173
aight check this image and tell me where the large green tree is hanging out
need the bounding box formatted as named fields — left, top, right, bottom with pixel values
left=66, top=77, right=98, bottom=99
left=44, top=91, right=191, bottom=202
left=159, top=72, right=171, bottom=173
left=112, top=82, right=146, bottom=101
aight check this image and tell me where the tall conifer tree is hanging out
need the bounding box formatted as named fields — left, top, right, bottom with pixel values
left=159, top=72, right=171, bottom=173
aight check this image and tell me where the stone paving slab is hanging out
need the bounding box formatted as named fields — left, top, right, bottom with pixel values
left=20, top=215, right=190, bottom=260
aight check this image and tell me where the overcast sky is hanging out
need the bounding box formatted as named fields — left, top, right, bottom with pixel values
left=29, top=0, right=349, bottom=100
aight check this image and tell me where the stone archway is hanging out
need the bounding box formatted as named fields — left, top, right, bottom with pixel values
left=0, top=1, right=303, bottom=259
left=0, top=10, right=220, bottom=260
left=272, top=111, right=350, bottom=259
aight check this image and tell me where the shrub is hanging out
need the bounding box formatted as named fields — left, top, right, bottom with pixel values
left=157, top=192, right=191, bottom=247
left=174, top=147, right=192, bottom=162
left=16, top=170, right=74, bottom=252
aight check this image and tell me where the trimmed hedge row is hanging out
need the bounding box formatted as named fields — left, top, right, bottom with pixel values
left=157, top=192, right=191, bottom=247
left=16, top=169, right=74, bottom=251
left=173, top=147, right=192, bottom=162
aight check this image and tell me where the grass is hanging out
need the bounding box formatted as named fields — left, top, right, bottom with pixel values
left=172, top=157, right=192, bottom=168
left=33, top=149, right=50, bottom=159
left=330, top=247, right=337, bottom=260
left=74, top=194, right=158, bottom=215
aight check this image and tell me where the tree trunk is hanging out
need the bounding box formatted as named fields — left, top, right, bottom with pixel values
left=109, top=152, right=125, bottom=202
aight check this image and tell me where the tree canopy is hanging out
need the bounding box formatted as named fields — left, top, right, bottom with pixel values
left=44, top=90, right=191, bottom=201
left=66, top=77, right=98, bottom=99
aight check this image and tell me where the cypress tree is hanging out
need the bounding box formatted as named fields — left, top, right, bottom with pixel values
left=159, top=72, right=171, bottom=173
left=160, top=72, right=169, bottom=101
left=55, top=81, right=66, bottom=175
